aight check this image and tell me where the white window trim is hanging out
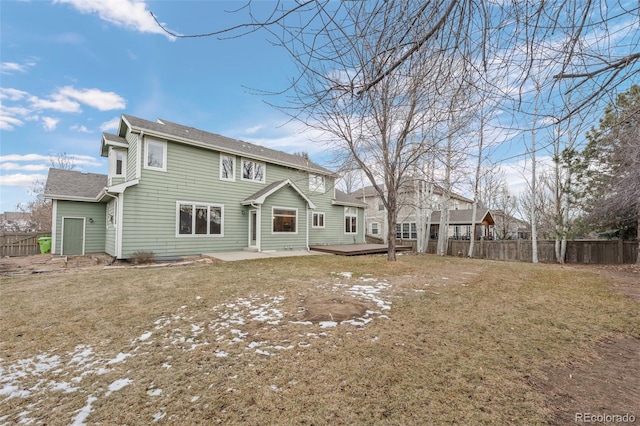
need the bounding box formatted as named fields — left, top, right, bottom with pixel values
left=109, top=148, right=127, bottom=177
left=344, top=207, right=357, bottom=235
left=220, top=154, right=236, bottom=181
left=309, top=174, right=325, bottom=193
left=240, top=158, right=266, bottom=183
left=175, top=201, right=224, bottom=237
left=272, top=206, right=298, bottom=234
left=371, top=222, right=379, bottom=234
left=144, top=138, right=167, bottom=172
left=312, top=211, right=325, bottom=229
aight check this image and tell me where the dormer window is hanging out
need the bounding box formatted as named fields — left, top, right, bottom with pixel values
left=115, top=151, right=124, bottom=176
left=110, top=149, right=126, bottom=177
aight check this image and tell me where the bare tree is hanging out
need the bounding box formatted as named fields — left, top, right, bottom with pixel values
left=153, top=1, right=640, bottom=122
left=152, top=1, right=640, bottom=260
left=17, top=153, right=77, bottom=232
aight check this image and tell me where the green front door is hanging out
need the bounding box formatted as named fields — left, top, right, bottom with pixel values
left=62, top=218, right=85, bottom=255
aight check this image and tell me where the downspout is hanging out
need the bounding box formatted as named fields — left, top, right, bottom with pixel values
left=306, top=205, right=310, bottom=251
left=104, top=191, right=119, bottom=258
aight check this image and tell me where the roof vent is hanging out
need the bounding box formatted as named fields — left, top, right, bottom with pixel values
left=156, top=119, right=165, bottom=125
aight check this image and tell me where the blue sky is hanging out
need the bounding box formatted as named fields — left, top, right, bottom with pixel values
left=1, top=0, right=324, bottom=212
left=1, top=1, right=635, bottom=213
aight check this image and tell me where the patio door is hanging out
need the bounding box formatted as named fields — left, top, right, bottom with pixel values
left=249, top=210, right=258, bottom=248
left=62, top=217, right=85, bottom=256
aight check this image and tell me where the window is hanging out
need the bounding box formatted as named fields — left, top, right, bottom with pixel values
left=395, top=222, right=417, bottom=239
left=220, top=155, right=235, bottom=181
left=273, top=207, right=297, bottom=233
left=115, top=151, right=125, bottom=176
left=345, top=207, right=357, bottom=234
left=371, top=222, right=379, bottom=235
left=312, top=212, right=325, bottom=228
left=309, top=174, right=325, bottom=192
left=145, top=139, right=166, bottom=171
left=378, top=203, right=385, bottom=211
left=177, top=202, right=223, bottom=236
left=241, top=158, right=265, bottom=183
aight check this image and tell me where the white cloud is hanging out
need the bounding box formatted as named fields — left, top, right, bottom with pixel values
left=0, top=115, right=24, bottom=131
left=0, top=61, right=35, bottom=75
left=0, top=153, right=100, bottom=168
left=71, top=124, right=91, bottom=133
left=0, top=154, right=51, bottom=163
left=42, top=117, right=60, bottom=131
left=244, top=125, right=264, bottom=135
left=29, top=94, right=81, bottom=113
left=100, top=117, right=121, bottom=131
left=0, top=163, right=49, bottom=172
left=0, top=173, right=47, bottom=187
left=0, top=88, right=29, bottom=101
left=54, top=0, right=176, bottom=40
left=58, top=86, right=126, bottom=111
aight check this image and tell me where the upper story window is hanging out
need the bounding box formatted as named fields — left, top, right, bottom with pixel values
left=345, top=207, right=357, bottom=234
left=220, top=155, right=235, bottom=181
left=110, top=149, right=126, bottom=177
left=145, top=139, right=167, bottom=171
left=241, top=158, right=265, bottom=183
left=309, top=174, right=325, bottom=193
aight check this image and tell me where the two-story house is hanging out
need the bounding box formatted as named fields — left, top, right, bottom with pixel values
left=44, top=115, right=366, bottom=258
left=353, top=183, right=495, bottom=242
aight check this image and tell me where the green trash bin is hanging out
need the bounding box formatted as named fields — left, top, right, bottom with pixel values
left=38, top=237, right=52, bottom=254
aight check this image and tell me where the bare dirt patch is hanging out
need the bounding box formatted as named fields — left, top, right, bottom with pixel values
left=301, top=296, right=368, bottom=322
left=534, top=263, right=640, bottom=424
left=534, top=336, right=640, bottom=425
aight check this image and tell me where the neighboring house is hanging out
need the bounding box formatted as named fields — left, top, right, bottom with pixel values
left=353, top=183, right=495, bottom=241
left=44, top=114, right=366, bottom=258
left=491, top=210, right=530, bottom=240
left=0, top=212, right=32, bottom=232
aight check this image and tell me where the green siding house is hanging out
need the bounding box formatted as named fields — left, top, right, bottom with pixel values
left=44, top=115, right=366, bottom=258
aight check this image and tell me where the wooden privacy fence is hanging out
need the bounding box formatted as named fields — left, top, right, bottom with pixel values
left=0, top=232, right=51, bottom=257
left=395, top=238, right=638, bottom=264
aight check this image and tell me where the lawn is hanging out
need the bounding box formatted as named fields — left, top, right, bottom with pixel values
left=0, top=254, right=638, bottom=424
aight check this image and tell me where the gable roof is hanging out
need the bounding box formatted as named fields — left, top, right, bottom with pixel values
left=119, top=114, right=335, bottom=176
left=101, top=132, right=129, bottom=156
left=44, top=168, right=108, bottom=202
left=430, top=209, right=495, bottom=225
left=242, top=179, right=317, bottom=209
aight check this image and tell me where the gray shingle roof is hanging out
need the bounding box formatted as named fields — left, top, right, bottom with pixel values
left=334, top=189, right=368, bottom=208
left=353, top=183, right=474, bottom=204
left=121, top=114, right=335, bottom=176
left=430, top=209, right=494, bottom=225
left=44, top=168, right=108, bottom=201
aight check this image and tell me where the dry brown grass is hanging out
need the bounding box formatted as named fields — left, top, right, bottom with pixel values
left=0, top=254, right=637, bottom=424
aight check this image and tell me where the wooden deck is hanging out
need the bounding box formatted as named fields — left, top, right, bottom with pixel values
left=309, top=243, right=413, bottom=256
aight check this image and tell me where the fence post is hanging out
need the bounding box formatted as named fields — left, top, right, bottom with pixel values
left=618, top=239, right=624, bottom=264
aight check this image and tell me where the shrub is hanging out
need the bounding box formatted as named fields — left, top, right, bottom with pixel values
left=129, top=250, right=156, bottom=265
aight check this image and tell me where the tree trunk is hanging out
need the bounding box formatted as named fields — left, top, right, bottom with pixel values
left=386, top=187, right=398, bottom=261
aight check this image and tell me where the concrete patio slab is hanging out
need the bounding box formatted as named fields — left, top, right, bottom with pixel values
left=204, top=250, right=328, bottom=262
